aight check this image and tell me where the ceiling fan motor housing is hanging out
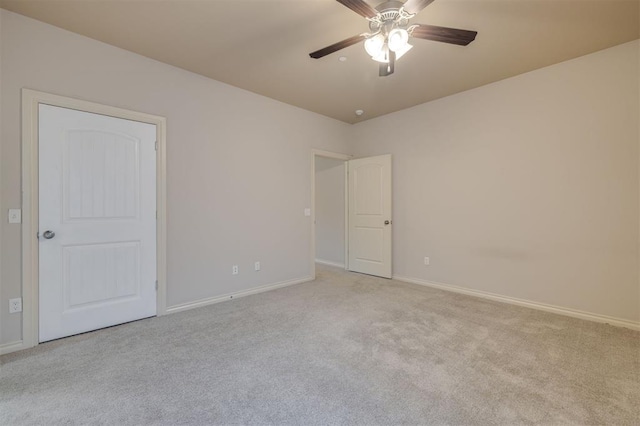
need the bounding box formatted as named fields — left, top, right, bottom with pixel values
left=369, top=1, right=413, bottom=34
left=376, top=0, right=406, bottom=14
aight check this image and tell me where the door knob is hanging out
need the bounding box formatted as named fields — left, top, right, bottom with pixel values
left=42, top=230, right=56, bottom=239
left=384, top=220, right=391, bottom=225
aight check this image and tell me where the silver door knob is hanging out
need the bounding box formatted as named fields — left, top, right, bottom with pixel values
left=42, top=230, right=55, bottom=239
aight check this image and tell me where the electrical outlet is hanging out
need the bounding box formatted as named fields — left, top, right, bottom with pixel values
left=424, top=257, right=430, bottom=266
left=9, top=298, right=22, bottom=313
left=232, top=265, right=239, bottom=275
left=254, top=261, right=261, bottom=271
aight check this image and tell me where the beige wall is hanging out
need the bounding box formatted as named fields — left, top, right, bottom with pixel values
left=315, top=157, right=345, bottom=266
left=352, top=40, right=640, bottom=323
left=0, top=10, right=351, bottom=345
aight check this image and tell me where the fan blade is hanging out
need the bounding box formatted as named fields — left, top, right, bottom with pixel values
left=411, top=24, right=477, bottom=46
left=309, top=34, right=367, bottom=59
left=379, top=50, right=395, bottom=76
left=403, top=0, right=436, bottom=14
left=336, top=0, right=378, bottom=19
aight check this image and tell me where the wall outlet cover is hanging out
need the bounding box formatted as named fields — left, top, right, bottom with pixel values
left=9, top=298, right=22, bottom=313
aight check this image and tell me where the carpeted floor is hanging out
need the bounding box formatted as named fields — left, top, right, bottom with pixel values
left=1, top=264, right=638, bottom=425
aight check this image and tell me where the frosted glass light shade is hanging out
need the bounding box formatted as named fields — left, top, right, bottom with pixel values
left=388, top=28, right=409, bottom=52
left=364, top=34, right=385, bottom=58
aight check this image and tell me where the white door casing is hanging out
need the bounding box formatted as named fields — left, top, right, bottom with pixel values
left=38, top=104, right=157, bottom=342
left=348, top=154, right=392, bottom=278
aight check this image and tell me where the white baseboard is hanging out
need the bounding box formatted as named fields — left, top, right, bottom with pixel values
left=393, top=275, right=640, bottom=331
left=315, top=259, right=345, bottom=269
left=1, top=277, right=314, bottom=355
left=0, top=340, right=27, bottom=356
left=166, top=276, right=314, bottom=315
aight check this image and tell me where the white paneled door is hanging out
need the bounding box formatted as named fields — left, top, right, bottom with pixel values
left=348, top=154, right=392, bottom=278
left=38, top=104, right=157, bottom=342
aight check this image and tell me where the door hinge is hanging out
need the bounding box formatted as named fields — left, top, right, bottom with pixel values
left=155, top=280, right=158, bottom=291
left=155, top=140, right=158, bottom=151
left=156, top=210, right=158, bottom=220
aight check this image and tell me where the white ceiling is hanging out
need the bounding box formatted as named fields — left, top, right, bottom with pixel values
left=1, top=0, right=638, bottom=123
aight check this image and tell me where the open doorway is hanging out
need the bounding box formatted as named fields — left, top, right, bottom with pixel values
left=311, top=150, right=350, bottom=279
left=311, top=150, right=393, bottom=280
left=315, top=157, right=346, bottom=267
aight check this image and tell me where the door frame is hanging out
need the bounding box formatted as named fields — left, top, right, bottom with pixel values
left=20, top=88, right=168, bottom=350
left=311, top=149, right=351, bottom=279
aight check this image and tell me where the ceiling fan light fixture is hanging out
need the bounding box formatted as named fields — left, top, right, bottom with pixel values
left=364, top=33, right=385, bottom=58
left=370, top=43, right=411, bottom=64
left=387, top=28, right=409, bottom=52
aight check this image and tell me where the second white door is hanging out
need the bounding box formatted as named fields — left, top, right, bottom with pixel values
left=38, top=104, right=157, bottom=342
left=348, top=154, right=392, bottom=278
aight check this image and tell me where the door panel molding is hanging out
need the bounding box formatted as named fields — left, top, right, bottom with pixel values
left=20, top=89, right=167, bottom=351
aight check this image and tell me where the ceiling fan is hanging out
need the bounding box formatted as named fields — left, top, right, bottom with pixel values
left=309, top=0, right=477, bottom=76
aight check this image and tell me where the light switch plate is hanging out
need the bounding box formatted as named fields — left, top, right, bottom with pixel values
left=304, top=208, right=311, bottom=217
left=8, top=209, right=21, bottom=224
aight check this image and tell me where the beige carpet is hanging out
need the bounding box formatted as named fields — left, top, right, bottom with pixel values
left=1, top=264, right=638, bottom=425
